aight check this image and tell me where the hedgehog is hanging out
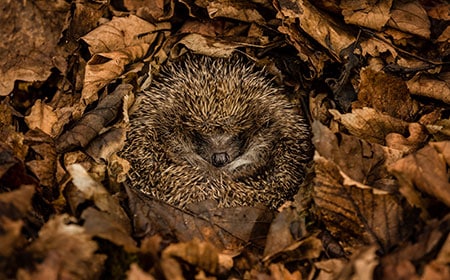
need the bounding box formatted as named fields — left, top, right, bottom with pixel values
left=121, top=54, right=313, bottom=209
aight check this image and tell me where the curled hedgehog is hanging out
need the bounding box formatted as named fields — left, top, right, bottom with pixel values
left=121, top=54, right=313, bottom=209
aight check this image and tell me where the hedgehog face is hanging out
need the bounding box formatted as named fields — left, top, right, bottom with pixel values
left=191, top=131, right=245, bottom=168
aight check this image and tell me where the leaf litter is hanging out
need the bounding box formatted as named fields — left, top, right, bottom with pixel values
left=0, top=0, right=449, bottom=279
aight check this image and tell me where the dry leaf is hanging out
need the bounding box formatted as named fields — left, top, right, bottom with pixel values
left=81, top=207, right=137, bottom=252
left=338, top=246, right=379, bottom=280
left=81, top=15, right=170, bottom=55
left=264, top=235, right=322, bottom=264
left=171, top=33, right=241, bottom=58
left=341, top=0, right=393, bottom=31
left=0, top=217, right=24, bottom=258
left=275, top=0, right=356, bottom=62
left=0, top=1, right=69, bottom=95
left=379, top=214, right=450, bottom=279
left=407, top=72, right=450, bottom=104
left=66, top=164, right=131, bottom=230
left=126, top=263, right=156, bottom=280
left=126, top=185, right=273, bottom=252
left=85, top=127, right=127, bottom=163
left=313, top=121, right=412, bottom=251
left=18, top=214, right=106, bottom=280
left=81, top=44, right=148, bottom=106
left=263, top=207, right=308, bottom=259
left=206, top=1, right=265, bottom=23
left=388, top=0, right=431, bottom=38
left=24, top=100, right=58, bottom=137
left=56, top=84, right=133, bottom=153
left=0, top=143, right=37, bottom=188
left=123, top=0, right=174, bottom=21
left=161, top=239, right=219, bottom=279
left=24, top=130, right=56, bottom=188
left=330, top=107, right=409, bottom=145
left=315, top=258, right=347, bottom=280
left=354, top=67, right=419, bottom=122
left=269, top=263, right=303, bottom=280
left=388, top=142, right=450, bottom=208
left=61, top=2, right=107, bottom=51
left=0, top=185, right=35, bottom=223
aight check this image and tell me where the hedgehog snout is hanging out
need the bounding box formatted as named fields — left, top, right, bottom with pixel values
left=211, top=152, right=230, bottom=167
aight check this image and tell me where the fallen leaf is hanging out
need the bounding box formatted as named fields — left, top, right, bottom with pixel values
left=0, top=1, right=69, bottom=95
left=81, top=207, right=137, bottom=252
left=0, top=217, right=25, bottom=258
left=81, top=15, right=170, bottom=55
left=341, top=0, right=393, bottom=31
left=263, top=206, right=308, bottom=259
left=407, top=72, right=450, bottom=104
left=170, top=33, right=241, bottom=58
left=206, top=1, right=265, bottom=23
left=330, top=107, right=409, bottom=145
left=85, top=127, right=127, bottom=163
left=313, top=121, right=413, bottom=251
left=354, top=67, right=419, bottom=122
left=269, top=263, right=303, bottom=280
left=24, top=100, right=58, bottom=137
left=338, top=246, right=379, bottom=280
left=24, top=130, right=57, bottom=188
left=56, top=84, right=133, bottom=153
left=18, top=214, right=106, bottom=280
left=388, top=142, right=450, bottom=208
left=275, top=0, right=356, bottom=62
left=161, top=239, right=219, bottom=279
left=126, top=263, right=156, bottom=280
left=0, top=143, right=37, bottom=189
left=379, top=214, right=450, bottom=279
left=66, top=164, right=131, bottom=230
left=388, top=0, right=431, bottom=38
left=126, top=185, right=273, bottom=252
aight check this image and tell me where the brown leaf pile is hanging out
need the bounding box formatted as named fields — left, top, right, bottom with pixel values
left=1, top=0, right=449, bottom=279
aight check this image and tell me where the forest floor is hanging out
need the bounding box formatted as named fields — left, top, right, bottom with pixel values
left=0, top=0, right=449, bottom=279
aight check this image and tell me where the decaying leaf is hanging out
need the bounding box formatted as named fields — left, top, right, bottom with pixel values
left=407, top=72, right=450, bottom=104
left=170, top=33, right=241, bottom=58
left=24, top=100, right=59, bottom=137
left=0, top=143, right=37, bottom=188
left=206, top=1, right=265, bottom=23
left=81, top=15, right=170, bottom=55
left=330, top=107, right=409, bottom=145
left=24, top=130, right=57, bottom=188
left=127, top=263, right=156, bottom=280
left=18, top=214, right=106, bottom=280
left=379, top=214, right=450, bottom=279
left=160, top=239, right=219, bottom=279
left=0, top=1, right=69, bottom=95
left=56, top=84, right=133, bottom=153
left=387, top=0, right=431, bottom=38
left=81, top=44, right=149, bottom=107
left=275, top=0, right=356, bottom=62
left=388, top=142, right=450, bottom=209
left=354, top=67, right=419, bottom=122
left=337, top=246, right=379, bottom=280
left=126, top=185, right=273, bottom=252
left=66, top=164, right=130, bottom=230
left=263, top=206, right=310, bottom=259
left=85, top=127, right=127, bottom=163
left=341, top=0, right=393, bottom=31
left=313, top=121, right=413, bottom=251
left=80, top=15, right=170, bottom=107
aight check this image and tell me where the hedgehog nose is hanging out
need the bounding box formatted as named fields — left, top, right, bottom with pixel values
left=211, top=152, right=230, bottom=167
